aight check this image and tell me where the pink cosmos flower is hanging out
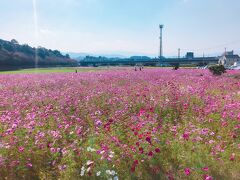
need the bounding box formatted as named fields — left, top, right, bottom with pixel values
left=230, top=153, right=235, bottom=161
left=221, top=121, right=228, bottom=127
left=138, top=108, right=146, bottom=116
left=26, top=163, right=33, bottom=168
left=18, top=147, right=24, bottom=152
left=148, top=151, right=153, bottom=156
left=95, top=120, right=102, bottom=126
left=182, top=132, right=190, bottom=140
left=74, top=127, right=81, bottom=135
left=58, top=164, right=67, bottom=171
left=200, top=128, right=209, bottom=135
left=202, top=167, right=209, bottom=171
left=50, top=148, right=56, bottom=153
left=133, top=160, right=139, bottom=165
left=139, top=147, right=144, bottom=154
left=184, top=168, right=191, bottom=176
left=203, top=174, right=213, bottom=180
left=146, top=137, right=151, bottom=144
left=155, top=148, right=160, bottom=153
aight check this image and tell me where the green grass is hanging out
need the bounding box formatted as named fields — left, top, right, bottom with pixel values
left=0, top=66, right=197, bottom=74
left=0, top=67, right=105, bottom=74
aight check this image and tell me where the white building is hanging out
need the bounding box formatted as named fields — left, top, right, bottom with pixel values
left=219, top=51, right=240, bottom=67
left=233, top=61, right=240, bottom=66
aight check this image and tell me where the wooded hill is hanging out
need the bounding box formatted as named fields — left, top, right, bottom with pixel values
left=0, top=39, right=78, bottom=70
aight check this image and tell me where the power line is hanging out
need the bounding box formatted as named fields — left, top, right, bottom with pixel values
left=180, top=40, right=240, bottom=52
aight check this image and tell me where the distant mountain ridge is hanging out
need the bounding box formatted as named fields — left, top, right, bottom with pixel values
left=0, top=39, right=78, bottom=70
left=66, top=52, right=128, bottom=61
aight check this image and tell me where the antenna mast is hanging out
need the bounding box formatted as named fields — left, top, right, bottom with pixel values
left=159, top=24, right=164, bottom=59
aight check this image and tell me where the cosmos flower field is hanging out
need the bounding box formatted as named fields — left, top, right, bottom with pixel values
left=0, top=68, right=239, bottom=179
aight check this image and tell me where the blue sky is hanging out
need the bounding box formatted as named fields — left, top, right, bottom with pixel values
left=0, top=0, right=240, bottom=57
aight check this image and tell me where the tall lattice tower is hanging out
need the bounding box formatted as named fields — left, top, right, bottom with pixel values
left=159, top=24, right=164, bottom=59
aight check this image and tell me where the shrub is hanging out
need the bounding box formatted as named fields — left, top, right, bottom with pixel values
left=208, top=65, right=226, bottom=75
left=170, top=63, right=180, bottom=70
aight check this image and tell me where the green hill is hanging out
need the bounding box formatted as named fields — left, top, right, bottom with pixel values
left=0, top=39, right=78, bottom=70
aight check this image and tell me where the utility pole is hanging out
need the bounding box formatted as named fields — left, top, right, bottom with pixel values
left=178, top=48, right=181, bottom=59
left=159, top=24, right=164, bottom=60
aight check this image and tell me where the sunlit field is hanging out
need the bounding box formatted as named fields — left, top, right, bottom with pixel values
left=0, top=67, right=113, bottom=74
left=0, top=69, right=239, bottom=179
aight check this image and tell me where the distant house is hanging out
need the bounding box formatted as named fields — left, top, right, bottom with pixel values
left=186, top=52, right=194, bottom=59
left=219, top=51, right=240, bottom=66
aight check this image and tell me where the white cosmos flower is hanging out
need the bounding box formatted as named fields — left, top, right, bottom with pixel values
left=87, top=147, right=96, bottom=152
left=86, top=160, right=94, bottom=166
left=106, top=170, right=116, bottom=176
left=96, top=171, right=101, bottom=176
left=87, top=167, right=91, bottom=172
left=80, top=166, right=85, bottom=176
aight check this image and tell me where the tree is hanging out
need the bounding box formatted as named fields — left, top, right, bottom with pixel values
left=65, top=54, right=70, bottom=59
left=208, top=65, right=226, bottom=75
left=21, top=44, right=34, bottom=55
left=38, top=48, right=47, bottom=59
left=53, top=50, right=62, bottom=57
left=11, top=39, right=19, bottom=45
left=3, top=43, right=14, bottom=52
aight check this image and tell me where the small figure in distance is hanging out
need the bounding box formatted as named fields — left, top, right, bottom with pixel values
left=75, top=69, right=78, bottom=73
left=173, top=64, right=180, bottom=70
left=135, top=66, right=137, bottom=71
left=139, top=66, right=142, bottom=71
